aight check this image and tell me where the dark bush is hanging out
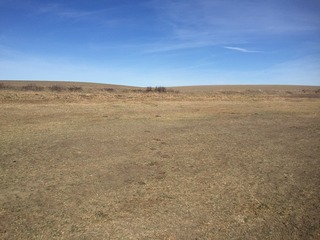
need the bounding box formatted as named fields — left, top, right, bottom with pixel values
left=68, top=86, right=83, bottom=92
left=155, top=86, right=167, bottom=93
left=101, top=88, right=114, bottom=92
left=21, top=84, right=44, bottom=91
left=146, top=87, right=153, bottom=92
left=0, top=83, right=6, bottom=90
left=49, top=85, right=65, bottom=92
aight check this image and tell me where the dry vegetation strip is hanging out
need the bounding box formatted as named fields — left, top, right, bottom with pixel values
left=0, top=81, right=319, bottom=104
left=0, top=84, right=320, bottom=239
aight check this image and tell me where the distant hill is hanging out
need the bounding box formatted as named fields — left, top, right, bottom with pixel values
left=0, top=80, right=319, bottom=93
left=0, top=80, right=141, bottom=91
left=170, top=85, right=320, bottom=93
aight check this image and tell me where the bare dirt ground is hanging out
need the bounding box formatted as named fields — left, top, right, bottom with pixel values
left=1, top=81, right=320, bottom=239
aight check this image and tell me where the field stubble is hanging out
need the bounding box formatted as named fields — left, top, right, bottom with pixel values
left=0, top=85, right=320, bottom=239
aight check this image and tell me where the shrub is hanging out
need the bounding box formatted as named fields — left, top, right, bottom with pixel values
left=21, top=84, right=44, bottom=91
left=155, top=86, right=167, bottom=93
left=101, top=88, right=114, bottom=92
left=68, top=86, right=83, bottom=92
left=0, top=83, right=6, bottom=90
left=146, top=87, right=153, bottom=92
left=49, top=85, right=65, bottom=92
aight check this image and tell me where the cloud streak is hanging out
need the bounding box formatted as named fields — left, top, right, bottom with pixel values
left=149, top=0, right=320, bottom=47
left=143, top=41, right=217, bottom=53
left=224, top=46, right=261, bottom=53
left=31, top=2, right=129, bottom=28
left=36, top=3, right=104, bottom=22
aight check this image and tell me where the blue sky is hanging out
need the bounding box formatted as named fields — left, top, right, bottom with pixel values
left=0, top=0, right=319, bottom=86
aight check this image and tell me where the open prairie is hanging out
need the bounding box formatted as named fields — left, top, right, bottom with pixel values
left=1, top=81, right=320, bottom=239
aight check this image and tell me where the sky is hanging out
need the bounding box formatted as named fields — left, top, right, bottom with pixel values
left=0, top=0, right=319, bottom=86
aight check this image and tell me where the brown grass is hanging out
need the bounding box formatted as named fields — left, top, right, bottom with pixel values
left=0, top=81, right=319, bottom=239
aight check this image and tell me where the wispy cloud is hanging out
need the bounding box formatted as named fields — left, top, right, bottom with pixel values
left=31, top=2, right=129, bottom=28
left=36, top=3, right=103, bottom=22
left=224, top=46, right=261, bottom=53
left=148, top=0, right=320, bottom=48
left=143, top=41, right=217, bottom=53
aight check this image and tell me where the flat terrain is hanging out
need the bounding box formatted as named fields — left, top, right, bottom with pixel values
left=1, top=81, right=320, bottom=239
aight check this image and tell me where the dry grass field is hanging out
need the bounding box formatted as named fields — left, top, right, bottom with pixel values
left=1, top=81, right=320, bottom=239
